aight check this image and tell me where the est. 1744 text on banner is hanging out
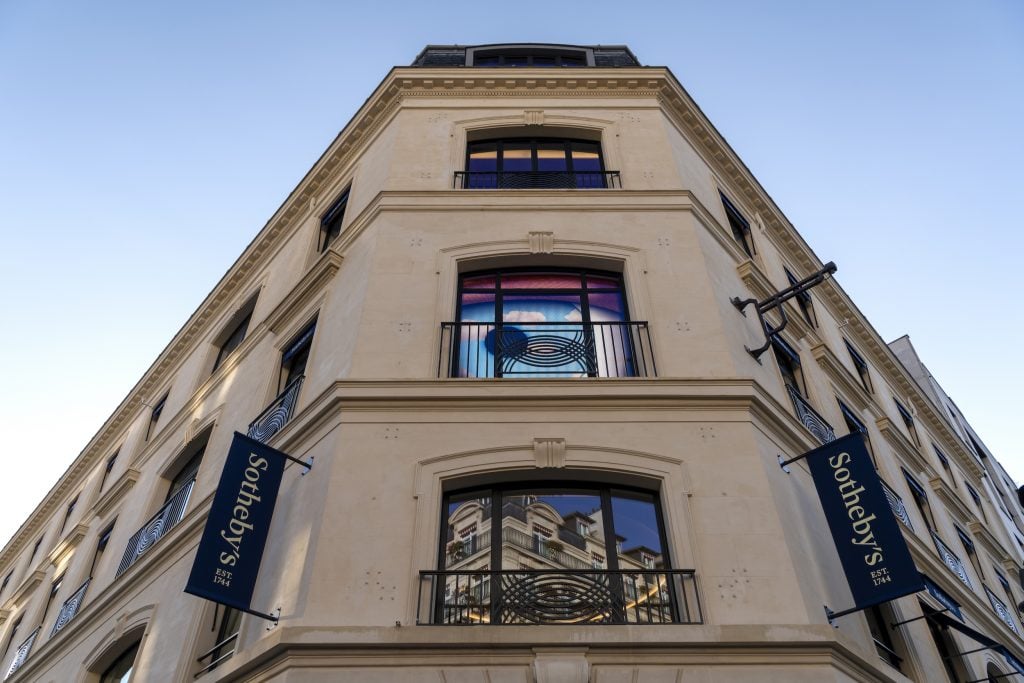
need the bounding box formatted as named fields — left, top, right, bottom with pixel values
left=185, top=432, right=288, bottom=616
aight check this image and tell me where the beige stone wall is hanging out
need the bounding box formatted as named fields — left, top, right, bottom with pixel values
left=1, top=61, right=1021, bottom=683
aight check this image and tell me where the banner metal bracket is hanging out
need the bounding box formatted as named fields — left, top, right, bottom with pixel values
left=891, top=607, right=949, bottom=628
left=825, top=604, right=863, bottom=625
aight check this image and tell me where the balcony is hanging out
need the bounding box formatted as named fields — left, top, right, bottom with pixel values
left=4, top=628, right=39, bottom=680
left=439, top=321, right=656, bottom=378
left=986, top=586, right=1020, bottom=635
left=880, top=480, right=914, bottom=532
left=418, top=569, right=701, bottom=625
left=786, top=386, right=836, bottom=444
left=454, top=170, right=620, bottom=189
left=50, top=579, right=90, bottom=636
left=247, top=376, right=303, bottom=443
left=115, top=480, right=194, bottom=578
left=932, top=533, right=972, bottom=589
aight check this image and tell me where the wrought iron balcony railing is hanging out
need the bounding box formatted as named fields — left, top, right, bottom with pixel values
left=880, top=480, right=914, bottom=532
left=417, top=569, right=701, bottom=625
left=439, top=321, right=656, bottom=378
left=4, top=628, right=39, bottom=680
left=116, top=480, right=194, bottom=578
left=247, top=376, right=303, bottom=443
left=454, top=170, right=621, bottom=189
left=932, top=533, right=972, bottom=589
left=985, top=586, right=1020, bottom=635
left=50, top=579, right=90, bottom=637
left=786, top=385, right=836, bottom=444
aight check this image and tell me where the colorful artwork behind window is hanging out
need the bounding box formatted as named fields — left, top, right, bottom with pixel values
left=456, top=270, right=633, bottom=377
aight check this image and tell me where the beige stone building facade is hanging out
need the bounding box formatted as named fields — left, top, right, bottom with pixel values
left=1, top=43, right=1022, bottom=682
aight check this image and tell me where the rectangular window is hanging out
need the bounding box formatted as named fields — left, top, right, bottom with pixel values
left=838, top=400, right=876, bottom=466
left=904, top=470, right=936, bottom=532
left=60, top=495, right=79, bottom=533
left=99, top=450, right=119, bottom=491
left=894, top=399, right=920, bottom=447
left=145, top=393, right=168, bottom=442
left=0, top=572, right=11, bottom=599
left=40, top=573, right=64, bottom=630
left=3, top=616, right=22, bottom=662
left=167, top=448, right=205, bottom=502
left=956, top=527, right=984, bottom=582
left=932, top=444, right=957, bottom=488
left=966, top=483, right=988, bottom=522
left=785, top=267, right=816, bottom=326
left=212, top=311, right=252, bottom=373
left=28, top=537, right=43, bottom=563
left=844, top=340, right=872, bottom=393
left=319, top=187, right=350, bottom=252
left=720, top=193, right=754, bottom=257
left=90, top=522, right=115, bottom=578
left=864, top=603, right=901, bottom=669
left=772, top=334, right=806, bottom=396
left=280, top=320, right=316, bottom=393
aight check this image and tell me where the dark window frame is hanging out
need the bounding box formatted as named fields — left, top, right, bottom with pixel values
left=145, top=393, right=168, bottom=442
left=212, top=311, right=253, bottom=374
left=893, top=399, right=920, bottom=447
left=60, top=495, right=79, bottom=533
left=279, top=319, right=317, bottom=394
left=838, top=399, right=876, bottom=466
left=464, top=137, right=607, bottom=188
left=785, top=267, right=816, bottom=326
left=99, top=450, right=120, bottom=491
left=843, top=339, right=872, bottom=393
left=771, top=333, right=806, bottom=397
left=439, top=480, right=674, bottom=574
left=864, top=603, right=902, bottom=669
left=319, top=187, right=350, bottom=253
left=467, top=45, right=592, bottom=67
left=720, top=193, right=754, bottom=257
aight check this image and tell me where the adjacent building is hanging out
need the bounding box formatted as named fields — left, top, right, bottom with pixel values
left=1, top=43, right=1022, bottom=682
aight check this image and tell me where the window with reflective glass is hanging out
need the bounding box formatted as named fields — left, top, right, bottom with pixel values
left=453, top=269, right=640, bottom=378
left=464, top=138, right=608, bottom=188
left=435, top=483, right=691, bottom=625
left=100, top=641, right=139, bottom=683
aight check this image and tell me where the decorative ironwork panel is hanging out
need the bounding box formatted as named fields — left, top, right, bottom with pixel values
left=787, top=386, right=836, bottom=444
left=4, top=628, right=39, bottom=680
left=986, top=586, right=1019, bottom=634
left=932, top=533, right=972, bottom=589
left=881, top=480, right=914, bottom=531
left=50, top=579, right=90, bottom=636
left=116, top=480, right=194, bottom=578
left=439, top=321, right=656, bottom=379
left=455, top=170, right=620, bottom=189
left=417, top=569, right=702, bottom=626
left=498, top=571, right=618, bottom=624
left=247, top=376, right=303, bottom=444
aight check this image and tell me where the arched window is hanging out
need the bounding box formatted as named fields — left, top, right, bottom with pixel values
left=461, top=138, right=616, bottom=189
left=421, top=481, right=699, bottom=625
left=99, top=640, right=139, bottom=683
left=444, top=268, right=654, bottom=378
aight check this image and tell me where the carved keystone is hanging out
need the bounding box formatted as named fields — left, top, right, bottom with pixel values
left=534, top=438, right=566, bottom=468
left=528, top=231, right=554, bottom=254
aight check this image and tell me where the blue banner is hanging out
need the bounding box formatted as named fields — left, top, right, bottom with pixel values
left=805, top=433, right=924, bottom=609
left=185, top=432, right=287, bottom=612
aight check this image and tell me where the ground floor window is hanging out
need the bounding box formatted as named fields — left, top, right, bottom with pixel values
left=427, top=482, right=699, bottom=625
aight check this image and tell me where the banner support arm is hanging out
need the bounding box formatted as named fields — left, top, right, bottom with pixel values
left=236, top=605, right=281, bottom=624
left=891, top=607, right=949, bottom=628
left=825, top=604, right=865, bottom=624
left=965, top=672, right=1021, bottom=682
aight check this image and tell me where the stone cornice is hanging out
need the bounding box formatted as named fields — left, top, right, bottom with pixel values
left=877, top=417, right=932, bottom=477
left=47, top=523, right=88, bottom=569
left=89, top=469, right=139, bottom=521
left=811, top=343, right=880, bottom=418
left=968, top=520, right=1011, bottom=566
left=931, top=477, right=973, bottom=526
left=8, top=570, right=44, bottom=610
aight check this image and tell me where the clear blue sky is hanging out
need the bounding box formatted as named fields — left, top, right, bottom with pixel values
left=1, top=1, right=1022, bottom=547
